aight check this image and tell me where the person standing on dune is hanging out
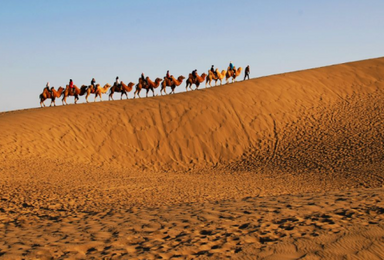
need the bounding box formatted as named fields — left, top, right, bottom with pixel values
left=244, top=65, right=250, bottom=80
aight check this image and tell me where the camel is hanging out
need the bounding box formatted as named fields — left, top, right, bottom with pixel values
left=62, top=85, right=82, bottom=105
left=160, top=75, right=185, bottom=95
left=226, top=67, right=243, bottom=84
left=92, top=83, right=111, bottom=102
left=205, top=69, right=226, bottom=87
left=39, top=87, right=64, bottom=107
left=134, top=77, right=162, bottom=98
left=185, top=73, right=207, bottom=91
left=109, top=82, right=135, bottom=100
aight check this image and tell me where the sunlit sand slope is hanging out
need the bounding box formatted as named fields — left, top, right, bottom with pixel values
left=1, top=58, right=384, bottom=172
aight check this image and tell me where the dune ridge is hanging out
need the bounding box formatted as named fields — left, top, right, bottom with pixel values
left=1, top=57, right=384, bottom=171
left=1, top=57, right=384, bottom=259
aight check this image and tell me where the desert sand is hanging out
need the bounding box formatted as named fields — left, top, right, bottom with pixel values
left=1, top=57, right=384, bottom=259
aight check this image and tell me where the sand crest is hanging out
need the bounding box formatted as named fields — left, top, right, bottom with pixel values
left=1, top=57, right=384, bottom=259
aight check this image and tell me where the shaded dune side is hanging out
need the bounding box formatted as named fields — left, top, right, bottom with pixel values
left=229, top=91, right=384, bottom=187
left=1, top=58, right=384, bottom=171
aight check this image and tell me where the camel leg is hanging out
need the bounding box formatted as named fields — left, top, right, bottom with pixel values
left=146, top=88, right=149, bottom=98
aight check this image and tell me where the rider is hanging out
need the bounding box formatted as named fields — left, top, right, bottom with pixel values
left=45, top=82, right=52, bottom=96
left=166, top=70, right=172, bottom=81
left=91, top=78, right=96, bottom=91
left=141, top=73, right=147, bottom=85
left=210, top=65, right=218, bottom=77
left=192, top=69, right=197, bottom=80
left=115, top=76, right=120, bottom=89
left=229, top=61, right=235, bottom=75
left=69, top=79, right=74, bottom=94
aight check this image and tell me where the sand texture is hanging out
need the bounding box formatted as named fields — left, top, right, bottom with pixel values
left=1, top=57, right=384, bottom=259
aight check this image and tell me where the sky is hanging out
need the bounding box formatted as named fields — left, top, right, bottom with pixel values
left=0, top=0, right=383, bottom=112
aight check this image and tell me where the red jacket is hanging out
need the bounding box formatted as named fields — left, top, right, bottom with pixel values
left=69, top=81, right=74, bottom=88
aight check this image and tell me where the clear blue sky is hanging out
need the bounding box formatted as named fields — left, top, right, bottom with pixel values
left=0, top=0, right=383, bottom=112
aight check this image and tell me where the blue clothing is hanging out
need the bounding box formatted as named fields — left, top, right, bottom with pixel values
left=229, top=63, right=234, bottom=70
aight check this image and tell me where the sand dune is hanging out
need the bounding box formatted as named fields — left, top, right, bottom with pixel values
left=1, top=57, right=384, bottom=259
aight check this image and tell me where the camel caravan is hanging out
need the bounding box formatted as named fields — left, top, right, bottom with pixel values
left=39, top=63, right=250, bottom=107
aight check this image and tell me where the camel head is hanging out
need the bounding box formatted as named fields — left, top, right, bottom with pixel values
left=155, top=77, right=162, bottom=83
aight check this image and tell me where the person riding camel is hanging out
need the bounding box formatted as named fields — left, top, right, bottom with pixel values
left=91, top=78, right=96, bottom=92
left=69, top=79, right=74, bottom=95
left=141, top=73, right=147, bottom=85
left=166, top=70, right=172, bottom=81
left=192, top=69, right=197, bottom=81
left=229, top=61, right=236, bottom=75
left=115, top=76, right=121, bottom=90
left=45, top=82, right=52, bottom=96
left=210, top=65, right=218, bottom=77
